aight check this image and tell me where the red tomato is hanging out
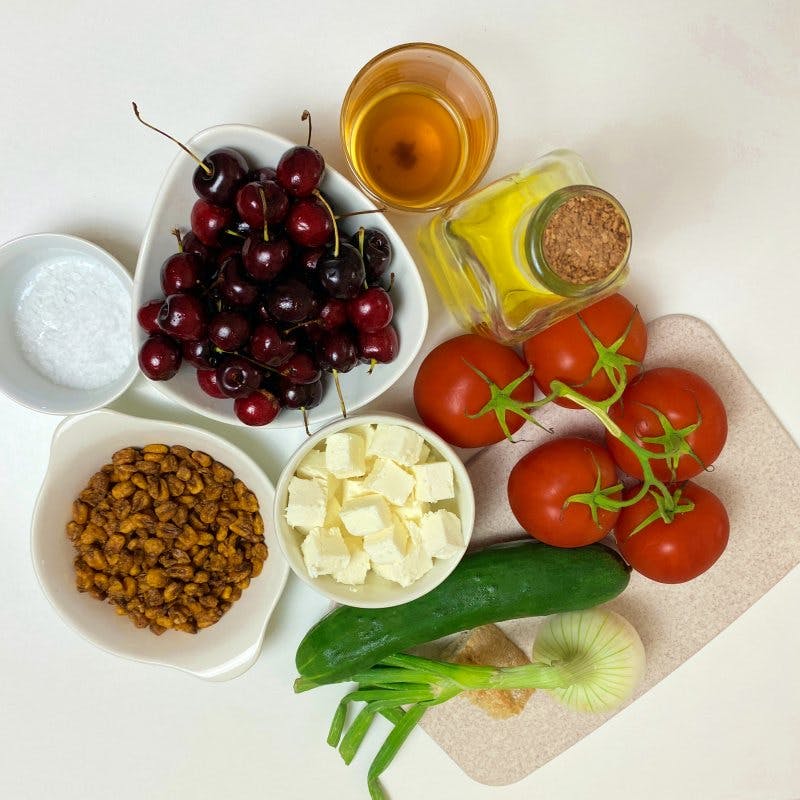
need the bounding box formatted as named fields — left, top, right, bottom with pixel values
left=615, top=481, right=729, bottom=583
left=607, top=367, right=727, bottom=481
left=507, top=437, right=621, bottom=547
left=522, top=294, right=647, bottom=409
left=413, top=335, right=535, bottom=448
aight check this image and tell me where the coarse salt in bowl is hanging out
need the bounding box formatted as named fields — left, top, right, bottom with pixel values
left=0, top=233, right=138, bottom=414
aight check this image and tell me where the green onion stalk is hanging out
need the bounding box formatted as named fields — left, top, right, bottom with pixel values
left=295, top=608, right=645, bottom=800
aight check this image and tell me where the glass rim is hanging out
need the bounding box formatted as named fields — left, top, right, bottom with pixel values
left=339, top=42, right=498, bottom=213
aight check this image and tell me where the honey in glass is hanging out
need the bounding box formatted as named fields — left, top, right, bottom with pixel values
left=341, top=43, right=497, bottom=212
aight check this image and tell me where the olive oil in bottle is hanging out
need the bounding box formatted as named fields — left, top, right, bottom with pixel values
left=417, top=150, right=631, bottom=342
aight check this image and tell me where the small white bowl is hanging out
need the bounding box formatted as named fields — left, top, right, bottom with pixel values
left=31, top=409, right=289, bottom=680
left=0, top=233, right=138, bottom=414
left=273, top=413, right=474, bottom=608
left=132, top=124, right=429, bottom=429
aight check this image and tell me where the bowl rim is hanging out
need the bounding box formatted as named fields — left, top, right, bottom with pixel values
left=132, top=123, right=429, bottom=430
left=0, top=232, right=138, bottom=415
left=29, top=407, right=289, bottom=680
left=272, top=411, right=475, bottom=609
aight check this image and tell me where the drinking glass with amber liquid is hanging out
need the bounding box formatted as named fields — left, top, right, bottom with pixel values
left=340, top=43, right=498, bottom=212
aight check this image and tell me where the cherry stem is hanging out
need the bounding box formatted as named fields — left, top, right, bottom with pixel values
left=302, top=407, right=311, bottom=437
left=313, top=189, right=339, bottom=257
left=223, top=347, right=281, bottom=376
left=171, top=228, right=183, bottom=251
left=131, top=102, right=211, bottom=175
left=368, top=359, right=377, bottom=375
left=302, top=110, right=312, bottom=147
left=335, top=207, right=387, bottom=220
left=387, top=273, right=396, bottom=292
left=332, top=369, right=347, bottom=418
left=356, top=227, right=365, bottom=258
left=283, top=319, right=319, bottom=335
left=224, top=228, right=245, bottom=239
left=258, top=186, right=269, bottom=242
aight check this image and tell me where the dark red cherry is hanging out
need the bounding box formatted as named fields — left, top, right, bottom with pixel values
left=276, top=146, right=325, bottom=197
left=352, top=228, right=393, bottom=282
left=358, top=325, right=399, bottom=364
left=249, top=323, right=297, bottom=367
left=319, top=242, right=366, bottom=299
left=137, top=299, right=163, bottom=334
left=279, top=352, right=321, bottom=384
left=156, top=293, right=207, bottom=342
left=317, top=330, right=359, bottom=373
left=208, top=311, right=250, bottom=351
left=160, top=251, right=203, bottom=294
left=218, top=255, right=259, bottom=307
left=285, top=198, right=334, bottom=248
left=131, top=106, right=247, bottom=208
left=235, top=179, right=289, bottom=228
left=348, top=287, right=393, bottom=332
left=242, top=235, right=291, bottom=282
left=216, top=240, right=243, bottom=268
left=296, top=247, right=325, bottom=283
left=265, top=279, right=318, bottom=323
left=190, top=199, right=232, bottom=247
left=234, top=390, right=282, bottom=426
left=196, top=368, right=226, bottom=398
left=181, top=231, right=215, bottom=262
left=317, top=298, right=348, bottom=331
left=215, top=354, right=262, bottom=398
left=182, top=339, right=218, bottom=368
left=192, top=147, right=248, bottom=206
left=139, top=334, right=181, bottom=380
left=280, top=378, right=323, bottom=410
left=245, top=166, right=277, bottom=183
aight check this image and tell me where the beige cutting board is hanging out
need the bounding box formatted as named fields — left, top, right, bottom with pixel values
left=417, top=315, right=800, bottom=786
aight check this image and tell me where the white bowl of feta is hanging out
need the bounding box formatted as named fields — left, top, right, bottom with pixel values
left=273, top=413, right=475, bottom=608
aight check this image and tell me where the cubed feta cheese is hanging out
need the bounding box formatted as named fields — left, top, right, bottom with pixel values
left=412, top=462, right=455, bottom=503
left=285, top=476, right=327, bottom=529
left=367, top=424, right=425, bottom=466
left=363, top=458, right=415, bottom=506
left=325, top=496, right=342, bottom=528
left=341, top=478, right=369, bottom=504
left=349, top=423, right=376, bottom=452
left=339, top=494, right=393, bottom=537
left=296, top=448, right=329, bottom=480
left=420, top=509, right=464, bottom=560
left=395, top=500, right=429, bottom=522
left=373, top=520, right=433, bottom=586
left=333, top=535, right=371, bottom=585
left=300, top=526, right=350, bottom=577
left=418, top=443, right=431, bottom=464
left=363, top=519, right=408, bottom=564
left=325, top=432, right=367, bottom=479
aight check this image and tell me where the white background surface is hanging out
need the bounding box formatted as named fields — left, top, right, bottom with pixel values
left=1, top=1, right=798, bottom=799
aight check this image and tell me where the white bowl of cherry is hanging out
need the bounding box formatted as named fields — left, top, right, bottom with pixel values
left=132, top=110, right=428, bottom=428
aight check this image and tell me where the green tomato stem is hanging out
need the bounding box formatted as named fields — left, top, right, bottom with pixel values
left=549, top=380, right=678, bottom=513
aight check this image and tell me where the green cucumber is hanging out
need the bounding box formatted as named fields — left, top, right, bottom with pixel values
left=295, top=540, right=630, bottom=684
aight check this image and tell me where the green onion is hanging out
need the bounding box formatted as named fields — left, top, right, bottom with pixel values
left=295, top=608, right=645, bottom=799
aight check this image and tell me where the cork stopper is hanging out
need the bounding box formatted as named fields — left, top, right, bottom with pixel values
left=539, top=188, right=630, bottom=286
